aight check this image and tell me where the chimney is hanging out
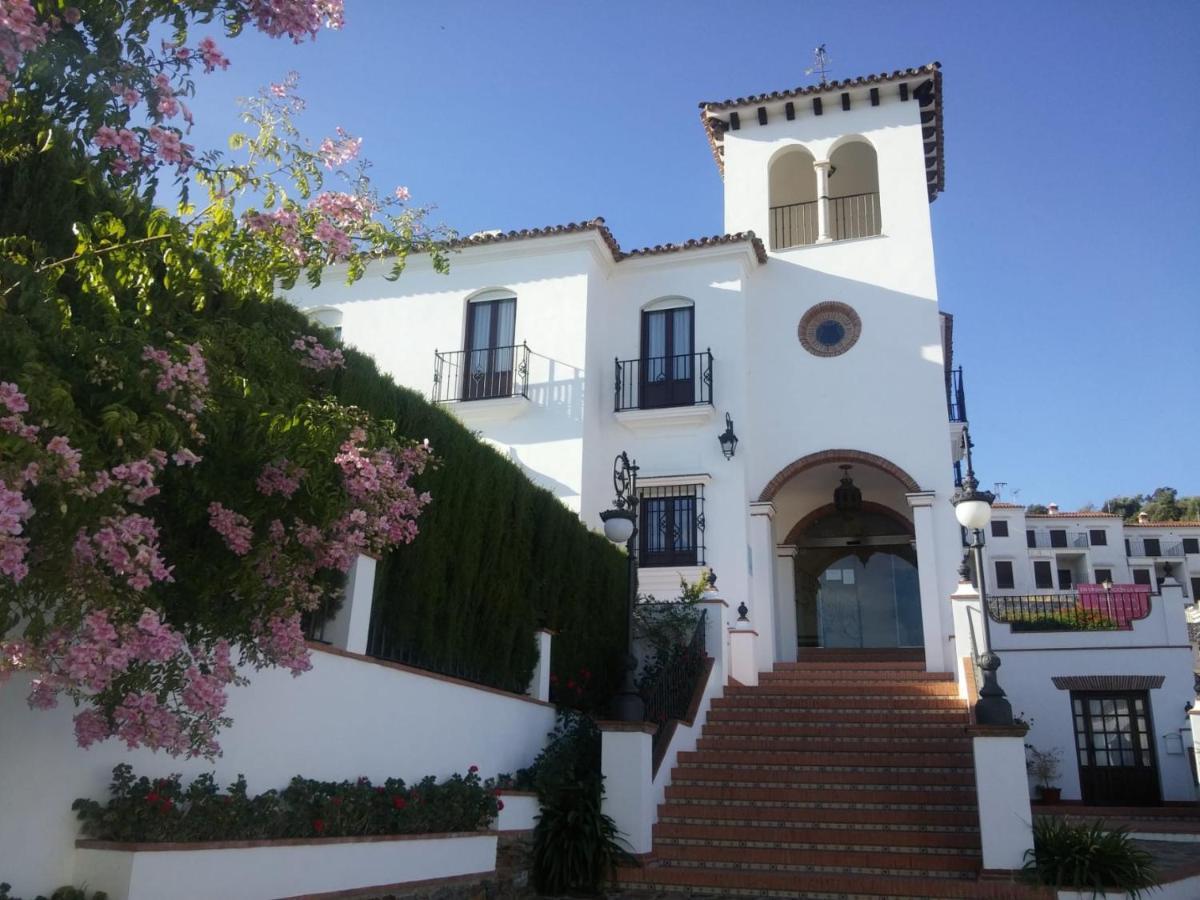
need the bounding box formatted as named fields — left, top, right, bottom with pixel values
left=1047, top=503, right=1059, bottom=515
left=1137, top=511, right=1149, bottom=524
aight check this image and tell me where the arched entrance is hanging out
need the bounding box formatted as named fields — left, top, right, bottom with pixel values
left=788, top=503, right=921, bottom=648
left=761, top=451, right=927, bottom=656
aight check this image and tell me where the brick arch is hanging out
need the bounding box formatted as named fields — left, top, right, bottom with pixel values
left=758, top=449, right=922, bottom=502
left=784, top=500, right=915, bottom=546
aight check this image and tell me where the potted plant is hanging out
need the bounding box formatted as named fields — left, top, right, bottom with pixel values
left=1026, top=745, right=1064, bottom=803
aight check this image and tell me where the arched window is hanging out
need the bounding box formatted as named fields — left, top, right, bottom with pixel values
left=828, top=139, right=881, bottom=240
left=768, top=146, right=817, bottom=249
left=462, top=289, right=517, bottom=400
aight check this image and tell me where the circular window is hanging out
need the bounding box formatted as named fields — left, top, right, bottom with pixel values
left=798, top=302, right=861, bottom=357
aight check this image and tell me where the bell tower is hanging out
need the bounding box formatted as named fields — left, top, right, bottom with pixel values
left=697, top=63, right=943, bottom=272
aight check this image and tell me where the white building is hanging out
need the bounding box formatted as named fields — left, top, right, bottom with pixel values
left=288, top=60, right=1197, bottom=878
left=987, top=503, right=1200, bottom=601
left=296, top=64, right=964, bottom=674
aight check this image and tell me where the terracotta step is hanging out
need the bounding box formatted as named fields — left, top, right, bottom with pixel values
left=726, top=681, right=961, bottom=697
left=678, top=748, right=974, bottom=769
left=760, top=669, right=955, bottom=683
left=711, top=694, right=969, bottom=710
left=652, top=821, right=981, bottom=849
left=704, top=720, right=971, bottom=738
left=665, top=783, right=978, bottom=808
left=614, top=865, right=1047, bottom=898
left=653, top=839, right=981, bottom=869
left=706, top=709, right=970, bottom=726
left=657, top=803, right=979, bottom=829
left=696, top=735, right=972, bottom=753
left=673, top=765, right=977, bottom=788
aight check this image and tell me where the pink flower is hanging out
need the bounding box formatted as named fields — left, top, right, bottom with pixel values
left=257, top=459, right=306, bottom=498
left=394, top=186, right=410, bottom=202
left=245, top=0, right=345, bottom=43
left=208, top=502, right=254, bottom=556
left=292, top=335, right=344, bottom=371
left=197, top=36, right=229, bottom=72
left=318, top=127, right=360, bottom=169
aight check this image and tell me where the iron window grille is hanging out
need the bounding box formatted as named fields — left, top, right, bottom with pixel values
left=638, top=483, right=705, bottom=568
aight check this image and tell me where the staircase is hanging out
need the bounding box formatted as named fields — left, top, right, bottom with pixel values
left=615, top=649, right=1047, bottom=899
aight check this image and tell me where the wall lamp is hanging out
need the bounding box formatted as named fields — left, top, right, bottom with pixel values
left=718, top=412, right=738, bottom=460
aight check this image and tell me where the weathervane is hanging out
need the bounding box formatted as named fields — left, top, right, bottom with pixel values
left=806, top=44, right=832, bottom=86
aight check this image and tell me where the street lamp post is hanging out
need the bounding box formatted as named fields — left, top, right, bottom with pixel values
left=951, top=429, right=1014, bottom=726
left=599, top=451, right=645, bottom=722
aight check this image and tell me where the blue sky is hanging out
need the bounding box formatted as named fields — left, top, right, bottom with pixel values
left=181, top=1, right=1200, bottom=509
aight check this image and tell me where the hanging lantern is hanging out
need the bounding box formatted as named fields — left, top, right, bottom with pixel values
left=833, top=464, right=862, bottom=516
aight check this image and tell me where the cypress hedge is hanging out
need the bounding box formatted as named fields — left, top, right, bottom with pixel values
left=328, top=332, right=629, bottom=701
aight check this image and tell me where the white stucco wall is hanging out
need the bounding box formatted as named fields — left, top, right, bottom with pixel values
left=0, top=646, right=554, bottom=896
left=994, top=585, right=1196, bottom=803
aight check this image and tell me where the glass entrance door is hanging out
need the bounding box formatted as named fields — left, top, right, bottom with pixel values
left=1072, top=691, right=1161, bottom=806
left=816, top=550, right=922, bottom=648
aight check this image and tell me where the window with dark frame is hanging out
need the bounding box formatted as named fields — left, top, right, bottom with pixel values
left=1089, top=529, right=1108, bottom=546
left=991, top=520, right=1009, bottom=538
left=1034, top=560, right=1053, bottom=590
left=1058, top=568, right=1073, bottom=590
left=1050, top=529, right=1067, bottom=548
left=1184, top=538, right=1199, bottom=555
left=994, top=560, right=1014, bottom=590
left=1143, top=538, right=1161, bottom=557
left=1027, top=529, right=1036, bottom=549
left=1094, top=568, right=1112, bottom=585
left=638, top=483, right=705, bottom=567
left=1132, top=569, right=1151, bottom=587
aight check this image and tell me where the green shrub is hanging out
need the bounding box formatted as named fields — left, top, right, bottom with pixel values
left=521, top=711, right=636, bottom=894
left=71, top=763, right=498, bottom=842
left=1023, top=817, right=1158, bottom=896
left=532, top=785, right=633, bottom=896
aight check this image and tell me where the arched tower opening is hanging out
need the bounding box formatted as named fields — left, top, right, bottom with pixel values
left=828, top=138, right=881, bottom=240
left=767, top=145, right=817, bottom=250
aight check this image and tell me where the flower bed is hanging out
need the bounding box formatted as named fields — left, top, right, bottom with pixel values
left=67, top=764, right=502, bottom=899
left=73, top=764, right=499, bottom=842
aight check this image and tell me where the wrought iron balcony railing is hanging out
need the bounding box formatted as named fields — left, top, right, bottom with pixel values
left=432, top=343, right=529, bottom=403
left=948, top=366, right=967, bottom=423
left=987, top=585, right=1151, bottom=632
left=614, top=350, right=713, bottom=413
left=1126, top=538, right=1184, bottom=558
left=769, top=200, right=818, bottom=249
left=829, top=191, right=882, bottom=241
left=1027, top=530, right=1090, bottom=549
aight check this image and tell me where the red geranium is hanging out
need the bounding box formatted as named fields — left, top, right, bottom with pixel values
left=392, top=795, right=406, bottom=810
left=312, top=818, right=326, bottom=834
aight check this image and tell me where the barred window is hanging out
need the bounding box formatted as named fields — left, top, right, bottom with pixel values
left=638, top=483, right=705, bottom=567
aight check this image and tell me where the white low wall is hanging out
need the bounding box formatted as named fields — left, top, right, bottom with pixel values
left=494, top=791, right=540, bottom=832
left=1058, top=872, right=1200, bottom=900
left=72, top=832, right=497, bottom=900
left=0, top=644, right=555, bottom=896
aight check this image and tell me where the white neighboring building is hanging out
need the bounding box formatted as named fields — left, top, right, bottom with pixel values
left=986, top=504, right=1200, bottom=601
left=289, top=63, right=1198, bottom=808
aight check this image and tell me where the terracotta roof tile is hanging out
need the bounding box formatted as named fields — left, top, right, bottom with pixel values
left=1026, top=512, right=1121, bottom=519
left=992, top=503, right=1023, bottom=509
left=698, top=63, right=944, bottom=202
left=622, top=232, right=768, bottom=264
left=1125, top=521, right=1200, bottom=528
left=451, top=217, right=767, bottom=265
